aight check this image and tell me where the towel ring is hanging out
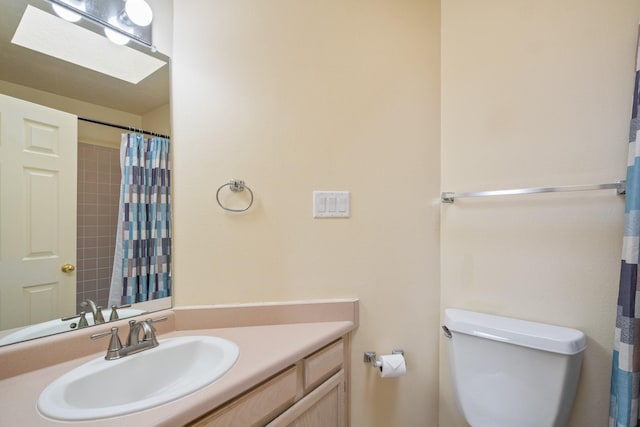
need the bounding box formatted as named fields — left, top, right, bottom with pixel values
left=216, top=179, right=254, bottom=212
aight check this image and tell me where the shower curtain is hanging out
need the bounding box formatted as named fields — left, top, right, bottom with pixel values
left=108, top=133, right=172, bottom=306
left=610, top=27, right=640, bottom=427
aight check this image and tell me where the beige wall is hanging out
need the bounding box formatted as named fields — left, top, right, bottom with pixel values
left=0, top=79, right=142, bottom=148
left=172, top=0, right=640, bottom=425
left=440, top=1, right=640, bottom=426
left=142, top=103, right=171, bottom=136
left=171, top=1, right=440, bottom=426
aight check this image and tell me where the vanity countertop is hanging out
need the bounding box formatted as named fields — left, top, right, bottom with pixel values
left=0, top=299, right=358, bottom=427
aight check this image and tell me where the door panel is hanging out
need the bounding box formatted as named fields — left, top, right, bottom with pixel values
left=0, top=93, right=77, bottom=329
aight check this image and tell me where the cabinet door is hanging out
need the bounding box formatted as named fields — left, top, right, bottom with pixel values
left=267, top=370, right=345, bottom=427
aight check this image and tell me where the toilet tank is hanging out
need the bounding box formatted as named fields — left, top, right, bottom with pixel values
left=443, top=309, right=586, bottom=427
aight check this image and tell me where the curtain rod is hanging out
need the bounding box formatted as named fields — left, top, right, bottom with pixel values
left=77, top=116, right=171, bottom=140
left=441, top=180, right=626, bottom=203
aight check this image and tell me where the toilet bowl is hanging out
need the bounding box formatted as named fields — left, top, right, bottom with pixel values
left=443, top=308, right=586, bottom=427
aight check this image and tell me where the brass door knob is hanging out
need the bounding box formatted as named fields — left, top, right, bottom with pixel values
left=61, top=263, right=76, bottom=273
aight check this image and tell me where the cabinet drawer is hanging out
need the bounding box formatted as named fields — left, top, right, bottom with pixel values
left=189, top=366, right=298, bottom=427
left=303, top=339, right=343, bottom=392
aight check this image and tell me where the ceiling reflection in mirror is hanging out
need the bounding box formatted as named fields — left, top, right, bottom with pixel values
left=0, top=0, right=172, bottom=346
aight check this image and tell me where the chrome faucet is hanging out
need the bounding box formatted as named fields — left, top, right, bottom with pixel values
left=91, top=317, right=167, bottom=360
left=80, top=299, right=105, bottom=324
left=80, top=299, right=97, bottom=316
left=126, top=318, right=159, bottom=347
left=62, top=302, right=132, bottom=328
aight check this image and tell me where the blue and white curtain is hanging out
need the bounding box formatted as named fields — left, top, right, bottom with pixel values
left=109, top=133, right=172, bottom=306
left=610, top=27, right=640, bottom=427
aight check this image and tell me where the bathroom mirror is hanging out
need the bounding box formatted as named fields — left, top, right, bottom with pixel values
left=0, top=0, right=172, bottom=346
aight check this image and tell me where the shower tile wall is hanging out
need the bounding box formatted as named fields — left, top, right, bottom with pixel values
left=77, top=143, right=120, bottom=312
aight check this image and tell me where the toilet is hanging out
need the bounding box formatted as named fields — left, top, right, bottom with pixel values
left=443, top=308, right=586, bottom=427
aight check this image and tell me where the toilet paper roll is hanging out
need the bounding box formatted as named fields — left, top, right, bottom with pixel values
left=378, top=353, right=406, bottom=378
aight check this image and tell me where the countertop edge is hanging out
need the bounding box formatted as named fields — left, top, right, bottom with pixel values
left=0, top=299, right=359, bottom=380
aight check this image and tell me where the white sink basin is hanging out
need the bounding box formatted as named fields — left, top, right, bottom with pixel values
left=0, top=308, right=145, bottom=346
left=37, top=335, right=239, bottom=421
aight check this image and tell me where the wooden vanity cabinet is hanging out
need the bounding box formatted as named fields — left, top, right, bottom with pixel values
left=188, top=338, right=348, bottom=427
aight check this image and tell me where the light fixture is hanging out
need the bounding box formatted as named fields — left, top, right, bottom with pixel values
left=46, top=0, right=154, bottom=48
left=51, top=0, right=85, bottom=23
left=106, top=0, right=153, bottom=45
left=13, top=5, right=166, bottom=84
left=104, top=16, right=131, bottom=46
left=123, top=0, right=153, bottom=27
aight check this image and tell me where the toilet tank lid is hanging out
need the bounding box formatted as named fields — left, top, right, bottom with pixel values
left=444, top=309, right=586, bottom=355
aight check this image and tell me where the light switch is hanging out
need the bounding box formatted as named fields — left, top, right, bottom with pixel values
left=327, top=196, right=337, bottom=212
left=313, top=191, right=350, bottom=218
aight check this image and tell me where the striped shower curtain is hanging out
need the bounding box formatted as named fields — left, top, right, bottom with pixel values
left=108, top=133, right=172, bottom=306
left=610, top=27, right=640, bottom=427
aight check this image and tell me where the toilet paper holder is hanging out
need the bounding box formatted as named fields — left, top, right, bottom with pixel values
left=364, top=349, right=404, bottom=368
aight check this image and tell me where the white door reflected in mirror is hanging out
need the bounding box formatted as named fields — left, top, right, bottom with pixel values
left=0, top=93, right=77, bottom=331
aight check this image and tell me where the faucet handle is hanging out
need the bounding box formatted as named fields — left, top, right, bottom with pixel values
left=91, top=327, right=123, bottom=360
left=144, top=317, right=167, bottom=342
left=61, top=311, right=90, bottom=329
left=146, top=316, right=168, bottom=325
left=94, top=306, right=105, bottom=324
left=109, top=305, right=120, bottom=321
left=78, top=311, right=89, bottom=328
left=108, top=304, right=132, bottom=322
left=91, top=327, right=117, bottom=341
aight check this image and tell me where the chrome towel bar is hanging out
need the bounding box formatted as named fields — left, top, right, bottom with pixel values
left=441, top=180, right=626, bottom=203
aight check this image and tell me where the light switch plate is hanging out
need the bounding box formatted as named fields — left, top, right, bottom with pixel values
left=313, top=191, right=350, bottom=218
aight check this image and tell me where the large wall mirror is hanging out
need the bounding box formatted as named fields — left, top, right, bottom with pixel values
left=0, top=0, right=172, bottom=346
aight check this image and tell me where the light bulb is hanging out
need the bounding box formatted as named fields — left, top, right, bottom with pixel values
left=104, top=17, right=130, bottom=45
left=124, top=0, right=153, bottom=27
left=51, top=0, right=86, bottom=22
